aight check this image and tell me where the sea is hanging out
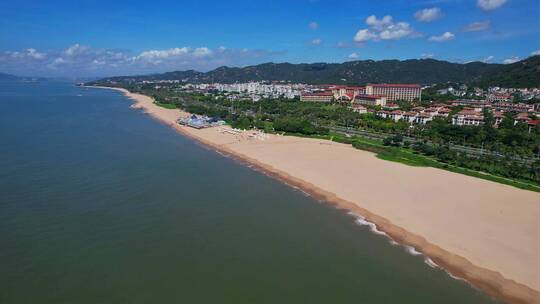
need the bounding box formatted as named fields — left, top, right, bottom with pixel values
left=0, top=81, right=498, bottom=303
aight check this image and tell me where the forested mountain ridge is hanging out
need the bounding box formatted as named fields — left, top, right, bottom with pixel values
left=0, top=72, right=19, bottom=81
left=92, top=56, right=540, bottom=87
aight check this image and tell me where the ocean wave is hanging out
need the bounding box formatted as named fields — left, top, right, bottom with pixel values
left=424, top=258, right=439, bottom=268
left=299, top=190, right=311, bottom=197
left=347, top=212, right=457, bottom=275
left=404, top=245, right=422, bottom=256
left=348, top=212, right=388, bottom=237
left=446, top=271, right=465, bottom=281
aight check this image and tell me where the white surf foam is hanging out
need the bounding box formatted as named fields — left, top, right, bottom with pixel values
left=424, top=258, right=439, bottom=268
left=348, top=212, right=389, bottom=237
left=347, top=212, right=465, bottom=277
left=404, top=245, right=422, bottom=256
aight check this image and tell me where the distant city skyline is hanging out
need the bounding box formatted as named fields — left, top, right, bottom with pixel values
left=1, top=0, right=539, bottom=77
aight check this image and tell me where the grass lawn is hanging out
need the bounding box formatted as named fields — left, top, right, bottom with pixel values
left=154, top=102, right=177, bottom=109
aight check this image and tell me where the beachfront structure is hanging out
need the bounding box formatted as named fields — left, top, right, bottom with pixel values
left=300, top=92, right=333, bottom=102
left=178, top=115, right=226, bottom=129
left=365, top=84, right=421, bottom=102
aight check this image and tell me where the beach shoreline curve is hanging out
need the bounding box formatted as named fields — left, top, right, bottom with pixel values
left=87, top=85, right=540, bottom=304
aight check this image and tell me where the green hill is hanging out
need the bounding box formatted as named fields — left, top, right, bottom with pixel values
left=0, top=72, right=19, bottom=81
left=474, top=55, right=540, bottom=88
left=91, top=56, right=540, bottom=87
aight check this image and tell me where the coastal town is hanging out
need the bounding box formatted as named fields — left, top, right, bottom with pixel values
left=123, top=79, right=540, bottom=131
left=88, top=76, right=540, bottom=190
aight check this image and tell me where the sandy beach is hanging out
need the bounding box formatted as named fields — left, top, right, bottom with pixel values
left=94, top=86, right=540, bottom=303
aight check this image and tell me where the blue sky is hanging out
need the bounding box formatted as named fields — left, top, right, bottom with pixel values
left=0, top=0, right=539, bottom=77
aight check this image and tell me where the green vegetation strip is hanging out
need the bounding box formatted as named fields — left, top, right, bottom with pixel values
left=154, top=101, right=177, bottom=109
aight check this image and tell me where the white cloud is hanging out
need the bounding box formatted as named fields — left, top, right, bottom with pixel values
left=0, top=44, right=282, bottom=77
left=428, top=31, right=455, bottom=42
left=477, top=0, right=507, bottom=11
left=3, top=48, right=47, bottom=61
left=64, top=44, right=89, bottom=56
left=192, top=47, right=213, bottom=57
left=354, top=15, right=415, bottom=43
left=26, top=48, right=46, bottom=60
left=308, top=21, right=318, bottom=30
left=531, top=49, right=540, bottom=56
left=414, top=8, right=442, bottom=22
left=461, top=21, right=491, bottom=32
left=310, top=38, right=322, bottom=45
left=47, top=57, right=66, bottom=69
left=503, top=56, right=520, bottom=64
left=482, top=55, right=495, bottom=63
left=421, top=53, right=435, bottom=58
left=354, top=29, right=377, bottom=42
left=348, top=52, right=359, bottom=59
left=379, top=23, right=414, bottom=40
left=366, top=15, right=393, bottom=30
left=137, top=47, right=190, bottom=61
left=92, top=59, right=106, bottom=66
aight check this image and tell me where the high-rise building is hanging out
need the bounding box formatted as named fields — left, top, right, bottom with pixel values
left=365, top=84, right=421, bottom=102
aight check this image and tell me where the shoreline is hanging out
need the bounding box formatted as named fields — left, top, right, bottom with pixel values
left=88, top=85, right=540, bottom=304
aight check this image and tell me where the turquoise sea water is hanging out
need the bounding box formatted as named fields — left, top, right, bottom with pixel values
left=0, top=81, right=498, bottom=303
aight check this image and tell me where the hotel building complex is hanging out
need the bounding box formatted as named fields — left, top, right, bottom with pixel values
left=365, top=84, right=422, bottom=102
left=301, top=83, right=421, bottom=105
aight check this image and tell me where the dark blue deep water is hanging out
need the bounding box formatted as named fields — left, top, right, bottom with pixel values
left=0, top=81, right=498, bottom=303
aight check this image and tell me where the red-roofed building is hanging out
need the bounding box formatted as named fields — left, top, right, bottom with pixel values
left=388, top=110, right=403, bottom=121
left=514, top=112, right=532, bottom=125
left=452, top=109, right=484, bottom=126
left=384, top=102, right=400, bottom=110
left=488, top=93, right=512, bottom=103
left=353, top=94, right=387, bottom=106
left=493, top=103, right=533, bottom=113
left=376, top=110, right=390, bottom=119
left=528, top=120, right=540, bottom=133
left=351, top=104, right=368, bottom=114
left=402, top=111, right=418, bottom=123
left=493, top=111, right=505, bottom=126
left=435, top=108, right=452, bottom=118
left=416, top=113, right=433, bottom=124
